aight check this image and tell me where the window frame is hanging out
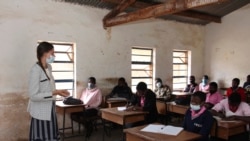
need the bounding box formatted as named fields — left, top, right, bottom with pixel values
left=131, top=47, right=154, bottom=92
left=172, top=50, right=189, bottom=90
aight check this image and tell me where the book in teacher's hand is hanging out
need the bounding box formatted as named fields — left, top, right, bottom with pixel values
left=141, top=124, right=183, bottom=136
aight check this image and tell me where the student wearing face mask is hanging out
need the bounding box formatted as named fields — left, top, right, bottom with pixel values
left=204, top=82, right=223, bottom=109
left=154, top=78, right=172, bottom=101
left=199, top=75, right=210, bottom=93
left=183, top=91, right=213, bottom=141
left=28, top=42, right=70, bottom=141
left=71, top=77, right=102, bottom=138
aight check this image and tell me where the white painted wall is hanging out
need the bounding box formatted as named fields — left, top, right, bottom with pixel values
left=0, top=0, right=204, bottom=140
left=204, top=4, right=250, bottom=88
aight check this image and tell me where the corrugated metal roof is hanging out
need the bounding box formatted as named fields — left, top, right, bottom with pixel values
left=58, top=0, right=250, bottom=25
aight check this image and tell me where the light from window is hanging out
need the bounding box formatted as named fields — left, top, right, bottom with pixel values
left=173, top=51, right=189, bottom=90
left=131, top=47, right=153, bottom=92
left=51, top=43, right=75, bottom=96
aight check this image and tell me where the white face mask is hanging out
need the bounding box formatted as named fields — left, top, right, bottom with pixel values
left=190, top=104, right=201, bottom=111
left=46, top=55, right=55, bottom=64
left=156, top=82, right=162, bottom=88
left=87, top=83, right=95, bottom=89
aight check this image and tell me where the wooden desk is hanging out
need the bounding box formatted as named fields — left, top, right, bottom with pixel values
left=172, top=91, right=192, bottom=96
left=166, top=103, right=189, bottom=115
left=124, top=124, right=201, bottom=141
left=56, top=101, right=85, bottom=141
left=106, top=100, right=127, bottom=108
left=210, top=120, right=247, bottom=140
left=101, top=107, right=148, bottom=125
left=101, top=107, right=148, bottom=141
left=156, top=100, right=167, bottom=115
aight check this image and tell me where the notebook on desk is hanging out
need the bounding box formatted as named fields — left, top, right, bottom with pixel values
left=141, top=124, right=183, bottom=136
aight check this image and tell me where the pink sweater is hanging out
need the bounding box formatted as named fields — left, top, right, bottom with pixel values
left=80, top=87, right=102, bottom=108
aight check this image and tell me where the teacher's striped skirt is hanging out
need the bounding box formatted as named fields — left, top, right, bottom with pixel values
left=29, top=103, right=60, bottom=141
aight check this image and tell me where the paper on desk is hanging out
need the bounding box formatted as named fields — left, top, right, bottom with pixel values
left=117, top=106, right=127, bottom=111
left=141, top=124, right=183, bottom=136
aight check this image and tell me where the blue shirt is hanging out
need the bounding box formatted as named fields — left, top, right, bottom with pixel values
left=183, top=108, right=214, bottom=141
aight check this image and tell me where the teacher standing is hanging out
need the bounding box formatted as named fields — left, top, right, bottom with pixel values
left=27, top=42, right=69, bottom=141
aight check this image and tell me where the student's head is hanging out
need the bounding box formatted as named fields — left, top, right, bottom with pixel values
left=190, top=91, right=206, bottom=111
left=136, top=82, right=147, bottom=96
left=189, top=75, right=196, bottom=84
left=232, top=78, right=240, bottom=88
left=118, top=77, right=126, bottom=87
left=155, top=78, right=162, bottom=88
left=247, top=75, right=250, bottom=83
left=37, top=42, right=55, bottom=64
left=209, top=82, right=218, bottom=94
left=202, top=75, right=209, bottom=85
left=87, top=77, right=96, bottom=89
left=228, top=92, right=241, bottom=107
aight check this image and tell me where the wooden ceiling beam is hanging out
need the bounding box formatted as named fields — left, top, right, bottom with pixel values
left=102, top=0, right=136, bottom=21
left=102, top=0, right=221, bottom=26
left=103, top=0, right=227, bottom=27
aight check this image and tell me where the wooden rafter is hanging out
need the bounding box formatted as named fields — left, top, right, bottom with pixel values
left=103, top=0, right=136, bottom=20
left=103, top=0, right=226, bottom=28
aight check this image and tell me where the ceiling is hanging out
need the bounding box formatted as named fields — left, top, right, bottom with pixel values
left=61, top=0, right=250, bottom=27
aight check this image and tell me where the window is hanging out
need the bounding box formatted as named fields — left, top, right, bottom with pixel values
left=49, top=42, right=75, bottom=96
left=173, top=50, right=189, bottom=90
left=131, top=47, right=153, bottom=92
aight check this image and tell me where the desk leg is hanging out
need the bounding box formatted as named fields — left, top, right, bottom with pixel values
left=62, top=108, right=66, bottom=141
left=102, top=119, right=105, bottom=141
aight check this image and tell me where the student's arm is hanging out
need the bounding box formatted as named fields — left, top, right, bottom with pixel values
left=204, top=102, right=214, bottom=109
left=198, top=112, right=214, bottom=140
left=142, top=92, right=156, bottom=112
left=210, top=109, right=225, bottom=118
left=107, top=86, right=116, bottom=98
left=210, top=101, right=226, bottom=118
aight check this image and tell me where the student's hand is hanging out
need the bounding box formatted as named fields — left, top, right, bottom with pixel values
left=217, top=112, right=226, bottom=119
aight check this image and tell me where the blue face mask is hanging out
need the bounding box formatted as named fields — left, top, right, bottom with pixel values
left=46, top=55, right=55, bottom=64
left=202, top=79, right=208, bottom=86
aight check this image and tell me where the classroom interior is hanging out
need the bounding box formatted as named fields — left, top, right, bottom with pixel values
left=0, top=0, right=250, bottom=140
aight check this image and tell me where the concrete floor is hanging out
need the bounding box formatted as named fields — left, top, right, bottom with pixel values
left=62, top=123, right=123, bottom=141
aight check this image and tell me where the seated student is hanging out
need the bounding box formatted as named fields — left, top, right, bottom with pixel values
left=199, top=75, right=210, bottom=94
left=226, top=78, right=245, bottom=101
left=154, top=78, right=173, bottom=101
left=243, top=75, right=250, bottom=91
left=128, top=82, right=158, bottom=124
left=107, top=77, right=133, bottom=100
left=71, top=77, right=102, bottom=137
left=183, top=91, right=214, bottom=141
left=211, top=92, right=250, bottom=140
left=175, top=75, right=199, bottom=105
left=204, top=82, right=223, bottom=109
left=184, top=75, right=199, bottom=93
left=243, top=75, right=250, bottom=102
left=211, top=92, right=250, bottom=122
